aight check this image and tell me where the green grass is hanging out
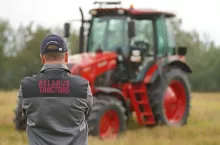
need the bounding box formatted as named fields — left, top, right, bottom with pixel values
left=0, top=91, right=220, bottom=145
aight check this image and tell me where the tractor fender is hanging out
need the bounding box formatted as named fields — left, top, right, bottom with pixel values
left=167, top=60, right=192, bottom=73
left=93, top=87, right=130, bottom=117
left=149, top=60, right=192, bottom=84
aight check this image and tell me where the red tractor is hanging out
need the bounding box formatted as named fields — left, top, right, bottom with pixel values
left=64, top=1, right=192, bottom=139
left=63, top=1, right=192, bottom=139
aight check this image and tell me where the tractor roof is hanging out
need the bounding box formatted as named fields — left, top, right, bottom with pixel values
left=89, top=7, right=176, bottom=18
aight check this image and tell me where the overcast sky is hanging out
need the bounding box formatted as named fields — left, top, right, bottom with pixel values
left=1, top=0, right=219, bottom=45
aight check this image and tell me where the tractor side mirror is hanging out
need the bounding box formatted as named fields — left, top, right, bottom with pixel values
left=178, top=46, right=187, bottom=55
left=64, top=23, right=70, bottom=38
left=128, top=21, right=135, bottom=38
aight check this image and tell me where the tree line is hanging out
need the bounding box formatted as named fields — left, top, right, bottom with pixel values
left=0, top=18, right=219, bottom=92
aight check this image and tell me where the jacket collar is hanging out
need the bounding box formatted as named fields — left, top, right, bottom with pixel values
left=39, top=64, right=71, bottom=73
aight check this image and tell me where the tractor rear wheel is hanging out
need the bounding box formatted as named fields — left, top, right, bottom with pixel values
left=87, top=96, right=126, bottom=139
left=148, top=67, right=191, bottom=126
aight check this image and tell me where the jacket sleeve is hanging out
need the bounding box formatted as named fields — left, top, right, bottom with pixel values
left=14, top=85, right=26, bottom=130
left=85, top=83, right=93, bottom=119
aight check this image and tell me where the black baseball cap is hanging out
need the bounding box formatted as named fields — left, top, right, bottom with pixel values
left=40, top=34, right=68, bottom=54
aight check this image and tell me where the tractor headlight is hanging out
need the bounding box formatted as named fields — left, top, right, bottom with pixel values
left=117, top=9, right=124, bottom=14
left=90, top=9, right=97, bottom=15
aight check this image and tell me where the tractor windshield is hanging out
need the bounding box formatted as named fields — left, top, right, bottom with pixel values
left=88, top=16, right=128, bottom=54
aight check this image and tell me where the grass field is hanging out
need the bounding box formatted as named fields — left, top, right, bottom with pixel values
left=0, top=91, right=220, bottom=145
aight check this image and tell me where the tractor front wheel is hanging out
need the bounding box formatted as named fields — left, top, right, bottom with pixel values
left=148, top=67, right=191, bottom=126
left=87, top=96, right=126, bottom=139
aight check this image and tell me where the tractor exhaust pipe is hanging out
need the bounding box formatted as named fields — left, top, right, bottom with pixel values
left=79, top=7, right=84, bottom=53
left=63, top=7, right=85, bottom=54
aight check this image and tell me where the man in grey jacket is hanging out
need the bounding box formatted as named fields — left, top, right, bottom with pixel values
left=14, top=34, right=93, bottom=145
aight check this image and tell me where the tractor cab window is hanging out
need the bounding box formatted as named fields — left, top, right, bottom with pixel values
left=166, top=18, right=176, bottom=54
left=88, top=16, right=128, bottom=55
left=128, top=19, right=155, bottom=79
left=107, top=19, right=125, bottom=49
left=130, top=19, right=154, bottom=57
left=88, top=18, right=107, bottom=51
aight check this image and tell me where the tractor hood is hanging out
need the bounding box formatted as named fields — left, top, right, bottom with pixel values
left=67, top=52, right=118, bottom=78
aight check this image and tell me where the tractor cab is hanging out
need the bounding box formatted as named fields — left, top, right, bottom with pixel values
left=87, top=2, right=176, bottom=58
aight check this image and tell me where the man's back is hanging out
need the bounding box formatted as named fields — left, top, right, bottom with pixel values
left=20, top=64, right=92, bottom=145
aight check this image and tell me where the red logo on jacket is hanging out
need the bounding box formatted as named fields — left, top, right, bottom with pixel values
left=38, top=80, right=70, bottom=94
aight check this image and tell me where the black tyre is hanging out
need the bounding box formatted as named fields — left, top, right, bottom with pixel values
left=147, top=67, right=191, bottom=126
left=88, top=96, right=126, bottom=139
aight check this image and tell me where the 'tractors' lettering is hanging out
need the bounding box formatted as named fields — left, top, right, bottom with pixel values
left=39, top=87, right=70, bottom=94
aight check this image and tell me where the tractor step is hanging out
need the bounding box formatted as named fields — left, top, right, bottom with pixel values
left=129, top=83, right=155, bottom=125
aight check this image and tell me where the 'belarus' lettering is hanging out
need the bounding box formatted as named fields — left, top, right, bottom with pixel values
left=38, top=80, right=70, bottom=94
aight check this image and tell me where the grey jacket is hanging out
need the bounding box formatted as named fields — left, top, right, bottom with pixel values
left=15, top=64, right=93, bottom=145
